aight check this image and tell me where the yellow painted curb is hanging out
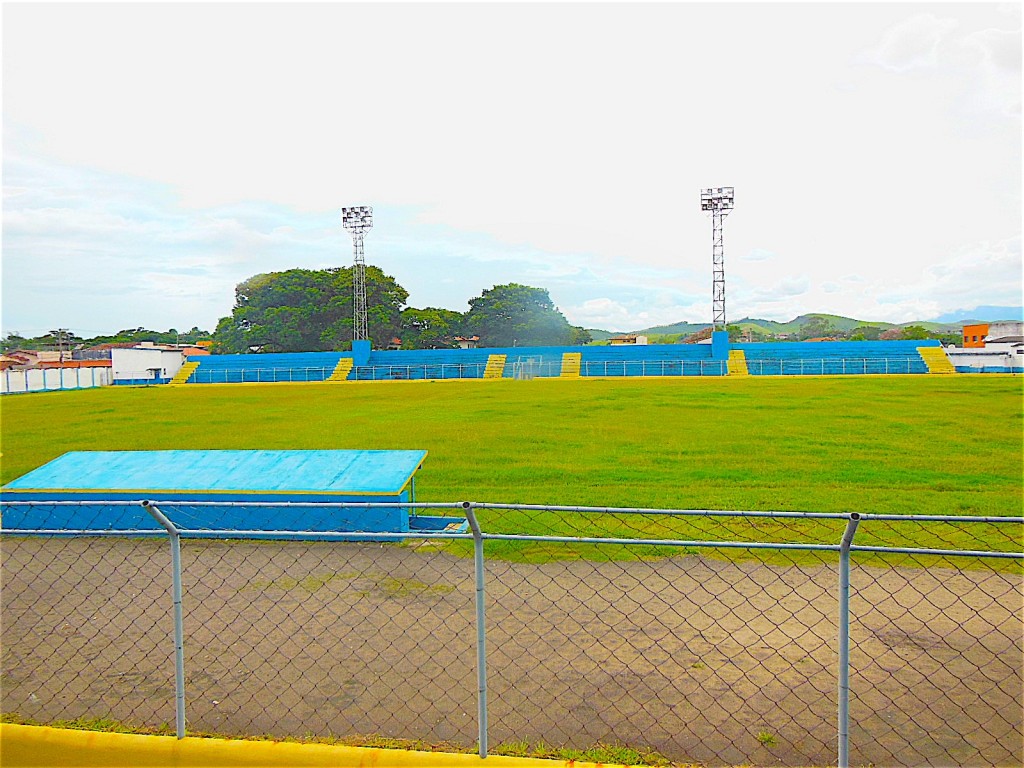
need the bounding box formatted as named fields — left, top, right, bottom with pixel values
left=0, top=725, right=643, bottom=768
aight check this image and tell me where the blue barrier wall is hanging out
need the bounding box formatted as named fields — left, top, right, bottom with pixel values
left=188, top=339, right=940, bottom=382
left=735, top=339, right=937, bottom=375
left=359, top=348, right=495, bottom=380
left=191, top=352, right=346, bottom=383
left=576, top=344, right=720, bottom=377
left=358, top=344, right=722, bottom=379
left=954, top=365, right=1024, bottom=373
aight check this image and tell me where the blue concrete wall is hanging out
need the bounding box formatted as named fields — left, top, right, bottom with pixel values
left=191, top=352, right=346, bottom=383
left=576, top=344, right=721, bottom=377
left=735, top=339, right=935, bottom=375
left=954, top=365, right=1024, bottom=373
left=359, top=348, right=494, bottom=380
left=358, top=344, right=721, bottom=379
left=0, top=492, right=413, bottom=533
left=351, top=340, right=371, bottom=366
left=113, top=377, right=172, bottom=386
left=711, top=331, right=730, bottom=360
left=188, top=338, right=941, bottom=382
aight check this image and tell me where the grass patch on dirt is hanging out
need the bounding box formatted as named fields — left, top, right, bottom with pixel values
left=493, top=737, right=677, bottom=765
left=243, top=571, right=358, bottom=593
left=356, top=574, right=456, bottom=598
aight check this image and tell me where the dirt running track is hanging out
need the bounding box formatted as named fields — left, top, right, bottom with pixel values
left=2, top=537, right=1021, bottom=767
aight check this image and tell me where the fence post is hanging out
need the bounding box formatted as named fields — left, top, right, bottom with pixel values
left=463, top=501, right=489, bottom=758
left=838, top=512, right=861, bottom=768
left=142, top=501, right=187, bottom=740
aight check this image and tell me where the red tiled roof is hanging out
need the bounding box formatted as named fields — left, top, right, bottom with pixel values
left=37, top=359, right=112, bottom=369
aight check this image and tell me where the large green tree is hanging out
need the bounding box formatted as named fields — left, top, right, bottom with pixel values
left=569, top=326, right=593, bottom=345
left=213, top=266, right=408, bottom=353
left=399, top=307, right=464, bottom=349
left=849, top=325, right=883, bottom=341
left=462, top=283, right=574, bottom=347
left=899, top=325, right=931, bottom=341
left=799, top=316, right=836, bottom=340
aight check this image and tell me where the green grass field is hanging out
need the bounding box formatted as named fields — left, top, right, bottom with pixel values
left=2, top=375, right=1021, bottom=562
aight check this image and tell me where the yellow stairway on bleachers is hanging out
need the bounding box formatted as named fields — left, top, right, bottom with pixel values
left=327, top=357, right=354, bottom=382
left=167, top=360, right=200, bottom=386
left=728, top=349, right=749, bottom=376
left=483, top=354, right=507, bottom=379
left=560, top=352, right=582, bottom=378
left=917, top=346, right=957, bottom=374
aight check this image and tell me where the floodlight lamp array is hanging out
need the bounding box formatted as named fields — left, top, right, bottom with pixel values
left=700, top=187, right=735, bottom=212
left=342, top=205, right=374, bottom=234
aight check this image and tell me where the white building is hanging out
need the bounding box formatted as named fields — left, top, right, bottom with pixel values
left=986, top=321, right=1024, bottom=342
left=946, top=341, right=1024, bottom=373
left=110, top=345, right=185, bottom=384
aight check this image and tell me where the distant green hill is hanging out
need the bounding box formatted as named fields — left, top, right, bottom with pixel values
left=633, top=321, right=710, bottom=336
left=731, top=314, right=894, bottom=335
left=586, top=313, right=965, bottom=342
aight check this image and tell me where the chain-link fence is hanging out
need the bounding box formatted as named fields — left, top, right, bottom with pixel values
left=2, top=501, right=1020, bottom=767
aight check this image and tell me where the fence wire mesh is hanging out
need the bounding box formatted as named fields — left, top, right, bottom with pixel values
left=846, top=517, right=1023, bottom=768
left=1, top=535, right=174, bottom=728
left=176, top=537, right=479, bottom=744
left=1, top=501, right=1021, bottom=767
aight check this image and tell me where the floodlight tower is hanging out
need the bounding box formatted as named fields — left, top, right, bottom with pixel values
left=700, top=187, right=735, bottom=331
left=341, top=205, right=374, bottom=342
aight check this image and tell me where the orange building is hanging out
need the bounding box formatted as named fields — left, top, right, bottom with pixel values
left=962, top=323, right=988, bottom=348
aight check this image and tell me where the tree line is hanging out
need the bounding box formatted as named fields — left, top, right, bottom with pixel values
left=1, top=326, right=213, bottom=354
left=2, top=268, right=590, bottom=355
left=4, top=267, right=959, bottom=355
left=212, top=267, right=591, bottom=353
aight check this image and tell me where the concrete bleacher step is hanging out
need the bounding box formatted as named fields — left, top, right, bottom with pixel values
left=328, top=358, right=354, bottom=382
left=483, top=354, right=507, bottom=379
left=560, top=352, right=582, bottom=378
left=167, top=361, right=200, bottom=386
left=728, top=350, right=749, bottom=376
left=917, top=346, right=957, bottom=374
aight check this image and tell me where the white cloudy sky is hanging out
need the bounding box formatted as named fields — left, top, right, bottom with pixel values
left=2, top=2, right=1021, bottom=336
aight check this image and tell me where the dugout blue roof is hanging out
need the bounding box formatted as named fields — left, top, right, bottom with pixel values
left=2, top=449, right=427, bottom=498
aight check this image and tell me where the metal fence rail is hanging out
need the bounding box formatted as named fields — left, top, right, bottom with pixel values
left=190, top=366, right=336, bottom=384
left=746, top=358, right=925, bottom=376
left=180, top=357, right=928, bottom=383
left=1, top=501, right=1020, bottom=767
left=351, top=363, right=489, bottom=381
left=580, top=359, right=728, bottom=377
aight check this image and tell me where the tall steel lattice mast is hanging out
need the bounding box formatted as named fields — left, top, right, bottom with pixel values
left=701, top=187, right=735, bottom=331
left=341, top=205, right=374, bottom=342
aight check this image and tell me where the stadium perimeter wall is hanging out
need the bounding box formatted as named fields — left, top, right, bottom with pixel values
left=186, top=339, right=941, bottom=382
